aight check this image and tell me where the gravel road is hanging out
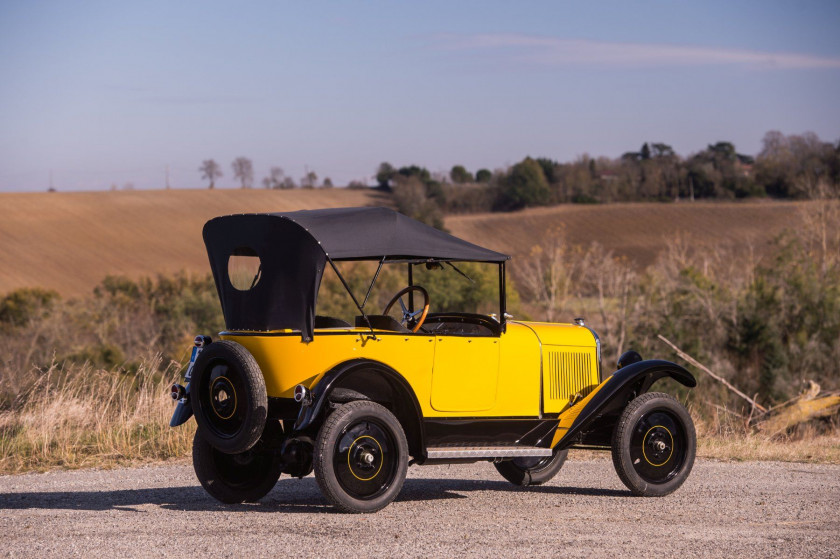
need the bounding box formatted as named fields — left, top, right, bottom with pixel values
left=1, top=457, right=838, bottom=558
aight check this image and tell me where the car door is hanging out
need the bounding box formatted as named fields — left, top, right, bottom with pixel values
left=429, top=335, right=499, bottom=412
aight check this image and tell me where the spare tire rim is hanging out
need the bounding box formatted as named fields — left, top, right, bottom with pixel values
left=201, top=361, right=246, bottom=437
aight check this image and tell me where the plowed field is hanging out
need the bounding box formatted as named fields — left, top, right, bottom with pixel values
left=0, top=189, right=802, bottom=296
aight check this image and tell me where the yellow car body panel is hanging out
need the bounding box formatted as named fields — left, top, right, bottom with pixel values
left=222, top=320, right=599, bottom=422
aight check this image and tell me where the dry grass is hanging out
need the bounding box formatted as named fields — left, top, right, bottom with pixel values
left=0, top=358, right=194, bottom=474
left=697, top=433, right=840, bottom=464
left=1, top=360, right=837, bottom=475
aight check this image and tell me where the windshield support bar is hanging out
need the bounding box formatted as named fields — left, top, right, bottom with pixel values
left=499, top=262, right=507, bottom=332
left=407, top=263, right=414, bottom=312
left=446, top=261, right=475, bottom=284
left=326, top=257, right=376, bottom=338
left=361, top=257, right=386, bottom=309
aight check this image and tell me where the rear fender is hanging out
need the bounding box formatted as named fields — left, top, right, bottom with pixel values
left=551, top=359, right=695, bottom=449
left=293, top=359, right=425, bottom=456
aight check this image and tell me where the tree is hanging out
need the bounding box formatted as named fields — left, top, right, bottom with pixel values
left=398, top=165, right=431, bottom=183
left=321, top=177, right=334, bottom=188
left=199, top=159, right=223, bottom=189
left=450, top=165, right=473, bottom=184
left=475, top=169, right=492, bottom=183
left=262, top=166, right=286, bottom=189
left=535, top=157, right=558, bottom=184
left=496, top=157, right=551, bottom=210
left=640, top=143, right=651, bottom=161
left=376, top=162, right=396, bottom=189
left=651, top=143, right=675, bottom=159
left=301, top=170, right=318, bottom=189
left=231, top=157, right=254, bottom=189
left=392, top=176, right=445, bottom=230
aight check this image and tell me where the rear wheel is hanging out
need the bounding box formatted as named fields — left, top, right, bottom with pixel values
left=495, top=448, right=568, bottom=486
left=611, top=392, right=696, bottom=497
left=314, top=401, right=408, bottom=513
left=192, top=420, right=284, bottom=504
left=191, top=341, right=267, bottom=454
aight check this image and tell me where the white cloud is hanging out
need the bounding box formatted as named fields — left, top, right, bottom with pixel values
left=439, top=34, right=840, bottom=69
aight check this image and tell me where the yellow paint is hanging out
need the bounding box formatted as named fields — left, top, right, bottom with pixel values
left=431, top=336, right=498, bottom=412
left=550, top=376, right=613, bottom=448
left=222, top=319, right=598, bottom=420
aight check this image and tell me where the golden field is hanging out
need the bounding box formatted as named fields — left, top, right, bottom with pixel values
left=0, top=188, right=803, bottom=297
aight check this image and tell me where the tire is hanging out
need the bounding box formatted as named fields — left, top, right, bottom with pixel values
left=494, top=448, right=568, bottom=486
left=192, top=420, right=284, bottom=504
left=314, top=401, right=409, bottom=513
left=190, top=340, right=268, bottom=454
left=611, top=392, right=696, bottom=497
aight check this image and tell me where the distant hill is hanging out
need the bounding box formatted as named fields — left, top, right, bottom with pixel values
left=0, top=189, right=803, bottom=296
left=446, top=200, right=803, bottom=269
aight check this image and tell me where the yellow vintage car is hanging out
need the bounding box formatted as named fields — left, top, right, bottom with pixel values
left=170, top=207, right=697, bottom=513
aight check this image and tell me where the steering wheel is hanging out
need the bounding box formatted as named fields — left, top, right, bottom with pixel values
left=383, top=286, right=430, bottom=333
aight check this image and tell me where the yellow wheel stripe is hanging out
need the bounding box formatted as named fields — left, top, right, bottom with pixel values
left=642, top=425, right=674, bottom=467
left=347, top=435, right=384, bottom=481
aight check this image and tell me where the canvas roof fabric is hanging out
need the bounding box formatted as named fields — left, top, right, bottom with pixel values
left=202, top=207, right=509, bottom=339
left=267, top=206, right=509, bottom=262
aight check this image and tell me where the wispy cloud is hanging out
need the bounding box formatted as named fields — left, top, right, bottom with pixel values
left=437, top=34, right=840, bottom=70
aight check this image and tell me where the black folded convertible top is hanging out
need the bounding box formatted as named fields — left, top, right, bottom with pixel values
left=215, top=206, right=509, bottom=262
left=202, top=207, right=509, bottom=339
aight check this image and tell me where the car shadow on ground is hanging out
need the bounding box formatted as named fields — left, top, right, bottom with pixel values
left=0, top=477, right=630, bottom=514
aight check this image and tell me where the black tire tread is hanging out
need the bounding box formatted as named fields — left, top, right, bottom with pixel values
left=494, top=449, right=568, bottom=486
left=192, top=428, right=283, bottom=504
left=314, top=400, right=408, bottom=513
left=191, top=340, right=268, bottom=454
left=611, top=391, right=696, bottom=497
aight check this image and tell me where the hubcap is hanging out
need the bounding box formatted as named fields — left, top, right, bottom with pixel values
left=334, top=420, right=396, bottom=500
left=629, top=410, right=685, bottom=484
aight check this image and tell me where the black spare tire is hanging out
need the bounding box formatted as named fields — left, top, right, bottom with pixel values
left=190, top=340, right=267, bottom=454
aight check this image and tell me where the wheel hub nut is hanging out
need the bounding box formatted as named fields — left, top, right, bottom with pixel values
left=362, top=451, right=374, bottom=464
left=655, top=441, right=666, bottom=451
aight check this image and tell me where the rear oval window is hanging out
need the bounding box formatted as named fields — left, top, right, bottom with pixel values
left=228, top=247, right=262, bottom=291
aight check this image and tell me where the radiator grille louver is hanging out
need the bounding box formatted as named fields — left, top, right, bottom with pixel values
left=546, top=350, right=596, bottom=405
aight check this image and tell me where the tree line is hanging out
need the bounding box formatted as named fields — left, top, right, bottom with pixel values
left=199, top=157, right=333, bottom=190
left=374, top=130, right=840, bottom=226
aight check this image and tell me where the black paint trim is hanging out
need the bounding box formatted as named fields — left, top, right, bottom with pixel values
left=424, top=418, right=558, bottom=448
left=554, top=359, right=695, bottom=450
left=268, top=397, right=300, bottom=421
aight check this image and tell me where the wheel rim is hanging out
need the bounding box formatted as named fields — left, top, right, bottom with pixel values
left=629, top=409, right=686, bottom=484
left=333, top=419, right=397, bottom=500
left=200, top=361, right=246, bottom=438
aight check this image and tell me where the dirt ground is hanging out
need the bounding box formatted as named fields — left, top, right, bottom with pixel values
left=1, top=455, right=838, bottom=558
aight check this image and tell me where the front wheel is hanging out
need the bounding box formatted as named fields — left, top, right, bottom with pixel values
left=494, top=448, right=568, bottom=486
left=192, top=421, right=284, bottom=504
left=611, top=392, right=696, bottom=497
left=314, top=401, right=408, bottom=513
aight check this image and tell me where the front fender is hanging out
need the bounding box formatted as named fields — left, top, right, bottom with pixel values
left=293, top=359, right=423, bottom=434
left=552, top=359, right=695, bottom=449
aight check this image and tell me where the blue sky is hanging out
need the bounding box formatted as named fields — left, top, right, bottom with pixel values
left=1, top=1, right=839, bottom=191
